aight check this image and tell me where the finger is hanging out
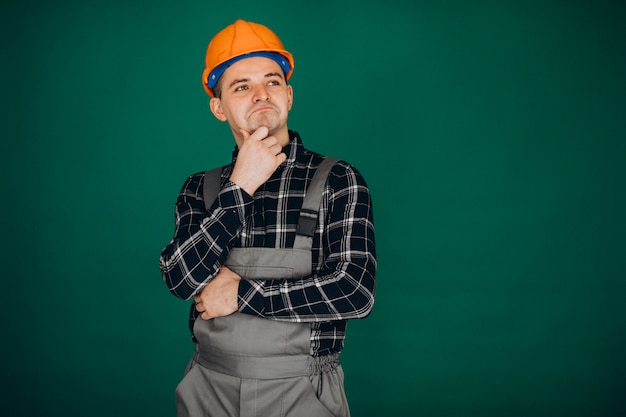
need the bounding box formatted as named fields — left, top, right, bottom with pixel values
left=273, top=147, right=283, bottom=157
left=195, top=302, right=204, bottom=312
left=247, top=126, right=269, bottom=142
left=264, top=136, right=278, bottom=147
left=268, top=143, right=283, bottom=155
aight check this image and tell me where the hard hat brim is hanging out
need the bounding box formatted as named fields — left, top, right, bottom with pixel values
left=202, top=49, right=294, bottom=97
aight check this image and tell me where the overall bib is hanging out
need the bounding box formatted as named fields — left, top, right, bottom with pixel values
left=175, top=158, right=350, bottom=417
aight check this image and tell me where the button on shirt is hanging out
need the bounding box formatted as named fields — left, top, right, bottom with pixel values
left=160, top=131, right=376, bottom=357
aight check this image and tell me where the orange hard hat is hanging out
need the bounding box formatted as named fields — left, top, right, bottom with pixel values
left=202, top=20, right=295, bottom=97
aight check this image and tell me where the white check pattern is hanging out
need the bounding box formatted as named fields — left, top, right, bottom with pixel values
left=160, top=131, right=376, bottom=356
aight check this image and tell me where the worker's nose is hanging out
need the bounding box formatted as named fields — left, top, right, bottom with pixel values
left=252, top=85, right=269, bottom=102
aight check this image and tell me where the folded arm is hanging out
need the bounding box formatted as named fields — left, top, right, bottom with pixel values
left=237, top=164, right=377, bottom=322
left=159, top=174, right=253, bottom=300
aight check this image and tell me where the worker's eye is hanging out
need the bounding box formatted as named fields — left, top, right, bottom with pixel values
left=234, top=85, right=248, bottom=92
left=267, top=80, right=280, bottom=86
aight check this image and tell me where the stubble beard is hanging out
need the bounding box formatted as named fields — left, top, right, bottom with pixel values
left=248, top=111, right=281, bottom=134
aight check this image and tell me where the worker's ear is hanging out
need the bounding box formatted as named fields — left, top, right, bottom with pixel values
left=287, top=85, right=293, bottom=111
left=209, top=97, right=227, bottom=122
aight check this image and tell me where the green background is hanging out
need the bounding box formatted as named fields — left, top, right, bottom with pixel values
left=2, top=0, right=624, bottom=416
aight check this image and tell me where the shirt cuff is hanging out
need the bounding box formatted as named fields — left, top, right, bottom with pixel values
left=216, top=180, right=255, bottom=222
left=238, top=279, right=266, bottom=317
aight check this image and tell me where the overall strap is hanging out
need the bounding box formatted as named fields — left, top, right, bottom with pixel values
left=202, top=167, right=223, bottom=211
left=202, top=157, right=339, bottom=249
left=294, top=157, right=338, bottom=249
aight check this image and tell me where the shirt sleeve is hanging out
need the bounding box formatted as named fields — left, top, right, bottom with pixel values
left=159, top=173, right=254, bottom=300
left=237, top=163, right=377, bottom=322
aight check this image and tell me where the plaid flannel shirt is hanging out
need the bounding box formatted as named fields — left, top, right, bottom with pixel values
left=160, top=131, right=376, bottom=356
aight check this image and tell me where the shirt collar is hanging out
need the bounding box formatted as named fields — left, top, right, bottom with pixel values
left=281, top=130, right=303, bottom=167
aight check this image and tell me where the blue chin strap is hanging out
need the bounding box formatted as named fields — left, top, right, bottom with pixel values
left=207, top=51, right=291, bottom=89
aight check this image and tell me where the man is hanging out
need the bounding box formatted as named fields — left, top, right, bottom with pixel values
left=160, top=19, right=376, bottom=417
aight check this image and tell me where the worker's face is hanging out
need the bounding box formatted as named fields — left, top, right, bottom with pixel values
left=210, top=57, right=293, bottom=146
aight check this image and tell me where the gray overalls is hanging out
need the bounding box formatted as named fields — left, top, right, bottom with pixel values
left=175, top=158, right=350, bottom=417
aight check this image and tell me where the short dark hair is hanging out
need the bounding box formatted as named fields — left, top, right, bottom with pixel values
left=212, top=76, right=224, bottom=99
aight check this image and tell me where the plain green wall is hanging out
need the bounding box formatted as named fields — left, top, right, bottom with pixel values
left=2, top=0, right=624, bottom=416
